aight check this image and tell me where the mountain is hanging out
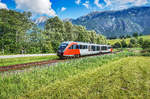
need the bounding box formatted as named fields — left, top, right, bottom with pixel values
left=63, top=18, right=73, bottom=22
left=71, top=6, right=150, bottom=37
left=34, top=16, right=48, bottom=29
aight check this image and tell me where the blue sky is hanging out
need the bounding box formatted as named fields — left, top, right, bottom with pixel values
left=0, top=0, right=150, bottom=19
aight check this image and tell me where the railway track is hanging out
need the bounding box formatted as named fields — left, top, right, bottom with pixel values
left=0, top=51, right=121, bottom=72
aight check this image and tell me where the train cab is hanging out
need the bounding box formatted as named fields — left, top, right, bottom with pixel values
left=57, top=43, right=68, bottom=57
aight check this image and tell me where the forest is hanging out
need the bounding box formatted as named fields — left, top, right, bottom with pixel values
left=0, top=9, right=106, bottom=54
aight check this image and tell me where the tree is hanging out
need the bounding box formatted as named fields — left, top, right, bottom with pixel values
left=138, top=38, right=144, bottom=45
left=0, top=9, right=108, bottom=54
left=119, top=35, right=126, bottom=39
left=130, top=38, right=136, bottom=45
left=121, top=40, right=127, bottom=48
left=129, top=38, right=140, bottom=48
left=132, top=32, right=138, bottom=38
left=142, top=40, right=150, bottom=49
left=45, top=16, right=65, bottom=33
left=139, top=33, right=143, bottom=36
left=0, top=9, right=33, bottom=54
left=128, top=43, right=134, bottom=48
left=64, top=21, right=73, bottom=41
left=113, top=42, right=121, bottom=48
left=126, top=34, right=131, bottom=38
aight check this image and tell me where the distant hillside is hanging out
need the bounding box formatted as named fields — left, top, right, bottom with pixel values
left=71, top=6, right=150, bottom=37
left=108, top=35, right=150, bottom=45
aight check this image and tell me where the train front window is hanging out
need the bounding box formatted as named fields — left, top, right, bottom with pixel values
left=58, top=43, right=68, bottom=51
left=69, top=45, right=78, bottom=49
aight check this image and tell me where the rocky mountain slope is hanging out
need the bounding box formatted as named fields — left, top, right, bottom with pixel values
left=71, top=6, right=150, bottom=37
left=34, top=16, right=48, bottom=29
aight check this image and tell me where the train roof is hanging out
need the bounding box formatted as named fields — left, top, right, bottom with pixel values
left=62, top=41, right=111, bottom=46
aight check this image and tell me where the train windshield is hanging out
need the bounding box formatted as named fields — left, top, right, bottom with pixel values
left=58, top=43, right=68, bottom=51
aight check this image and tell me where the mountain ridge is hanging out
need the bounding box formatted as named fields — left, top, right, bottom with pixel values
left=35, top=6, right=150, bottom=37
left=71, top=6, right=150, bottom=37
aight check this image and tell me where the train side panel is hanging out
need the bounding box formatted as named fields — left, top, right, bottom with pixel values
left=63, top=42, right=80, bottom=56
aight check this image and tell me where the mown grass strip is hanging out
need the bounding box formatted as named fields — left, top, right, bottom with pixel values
left=0, top=52, right=136, bottom=98
left=24, top=57, right=150, bottom=99
left=0, top=55, right=58, bottom=67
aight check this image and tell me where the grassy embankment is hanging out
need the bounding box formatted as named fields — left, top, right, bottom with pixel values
left=1, top=52, right=147, bottom=98
left=0, top=55, right=58, bottom=67
left=108, top=35, right=150, bottom=45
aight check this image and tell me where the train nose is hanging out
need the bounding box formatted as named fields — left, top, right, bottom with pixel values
left=57, top=51, right=64, bottom=56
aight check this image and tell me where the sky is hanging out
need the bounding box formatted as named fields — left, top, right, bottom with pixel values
left=0, top=0, right=150, bottom=19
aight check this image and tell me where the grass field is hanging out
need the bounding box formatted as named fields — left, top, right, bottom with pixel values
left=25, top=56, right=150, bottom=99
left=0, top=52, right=141, bottom=98
left=108, top=35, right=150, bottom=45
left=0, top=55, right=58, bottom=67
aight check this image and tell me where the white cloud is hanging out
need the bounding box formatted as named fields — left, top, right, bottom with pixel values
left=0, top=1, right=8, bottom=9
left=94, top=0, right=149, bottom=10
left=83, top=1, right=89, bottom=9
left=135, top=0, right=148, bottom=6
left=15, top=0, right=56, bottom=16
left=61, top=7, right=66, bottom=12
left=94, top=0, right=102, bottom=8
left=75, top=0, right=81, bottom=5
left=104, top=0, right=111, bottom=6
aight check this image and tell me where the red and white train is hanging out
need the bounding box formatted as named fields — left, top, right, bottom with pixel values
left=57, top=41, right=112, bottom=58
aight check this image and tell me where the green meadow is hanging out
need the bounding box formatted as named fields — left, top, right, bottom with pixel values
left=1, top=52, right=150, bottom=98
left=0, top=55, right=58, bottom=67
left=26, top=56, right=150, bottom=99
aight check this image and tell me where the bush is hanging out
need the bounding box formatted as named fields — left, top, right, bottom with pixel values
left=140, top=52, right=150, bottom=56
left=142, top=40, right=150, bottom=49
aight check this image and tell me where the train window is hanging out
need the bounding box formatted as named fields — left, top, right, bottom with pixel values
left=83, top=45, right=85, bottom=49
left=108, top=46, right=112, bottom=49
left=59, top=43, right=68, bottom=51
left=97, top=46, right=100, bottom=51
left=101, top=46, right=107, bottom=50
left=79, top=45, right=82, bottom=49
left=82, top=45, right=84, bottom=49
left=79, top=45, right=88, bottom=49
left=78, top=45, right=80, bottom=49
left=94, top=46, right=96, bottom=51
left=69, top=45, right=73, bottom=49
left=69, top=45, right=78, bottom=49
left=81, top=45, right=86, bottom=49
left=91, top=46, right=93, bottom=51
left=76, top=45, right=79, bottom=49
left=73, top=45, right=76, bottom=49
left=85, top=45, right=88, bottom=49
left=92, top=46, right=96, bottom=51
left=83, top=45, right=87, bottom=49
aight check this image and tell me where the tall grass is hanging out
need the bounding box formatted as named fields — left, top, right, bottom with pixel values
left=0, top=52, right=136, bottom=98
left=24, top=57, right=150, bottom=99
